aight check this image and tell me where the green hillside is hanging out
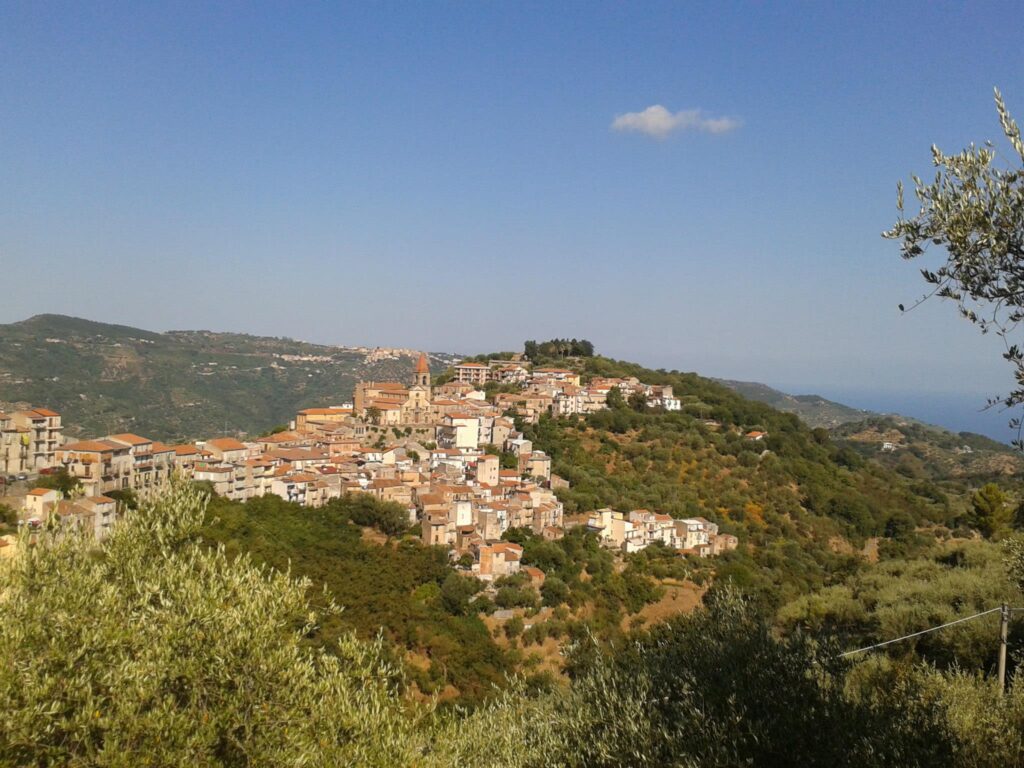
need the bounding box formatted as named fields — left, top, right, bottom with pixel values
left=715, top=377, right=875, bottom=428
left=0, top=314, right=457, bottom=440
left=517, top=355, right=983, bottom=606
left=833, top=415, right=1024, bottom=483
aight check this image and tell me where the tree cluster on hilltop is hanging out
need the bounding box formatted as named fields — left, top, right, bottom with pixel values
left=524, top=338, right=594, bottom=360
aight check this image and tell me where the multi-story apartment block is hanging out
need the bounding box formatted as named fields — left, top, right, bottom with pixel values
left=422, top=512, right=454, bottom=546
left=22, top=488, right=119, bottom=540
left=295, top=406, right=353, bottom=433
left=436, top=414, right=481, bottom=453
left=491, top=364, right=529, bottom=384
left=452, top=362, right=491, bottom=385
left=0, top=412, right=29, bottom=475
left=18, top=409, right=63, bottom=470
left=530, top=368, right=581, bottom=386
left=56, top=433, right=171, bottom=497
left=106, top=433, right=175, bottom=493
left=0, top=408, right=63, bottom=474
left=520, top=451, right=552, bottom=481
left=56, top=440, right=134, bottom=496
left=475, top=454, right=500, bottom=486
left=203, top=437, right=251, bottom=463
left=193, top=464, right=235, bottom=497
left=475, top=541, right=523, bottom=581
left=674, top=518, right=713, bottom=551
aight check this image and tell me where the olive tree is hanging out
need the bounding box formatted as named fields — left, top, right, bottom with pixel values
left=885, top=88, right=1024, bottom=444
left=0, top=481, right=427, bottom=767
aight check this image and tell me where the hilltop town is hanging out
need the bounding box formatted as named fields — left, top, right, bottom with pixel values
left=1, top=352, right=736, bottom=572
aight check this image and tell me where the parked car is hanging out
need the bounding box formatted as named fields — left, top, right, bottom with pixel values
left=5, top=476, right=14, bottom=484
left=16, top=474, right=28, bottom=481
left=39, top=467, right=58, bottom=476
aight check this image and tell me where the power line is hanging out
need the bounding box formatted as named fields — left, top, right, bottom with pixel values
left=840, top=606, right=1003, bottom=658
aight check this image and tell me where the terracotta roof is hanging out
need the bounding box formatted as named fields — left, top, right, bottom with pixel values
left=196, top=466, right=233, bottom=475
left=28, top=488, right=56, bottom=497
left=257, top=431, right=301, bottom=443
left=50, top=500, right=76, bottom=516
left=416, top=352, right=430, bottom=373
left=432, top=484, right=472, bottom=495
left=490, top=542, right=523, bottom=554
left=243, top=458, right=276, bottom=467
left=207, top=437, right=247, bottom=451
left=266, top=448, right=329, bottom=461
left=107, top=433, right=152, bottom=447
left=61, top=440, right=119, bottom=453
left=31, top=408, right=60, bottom=417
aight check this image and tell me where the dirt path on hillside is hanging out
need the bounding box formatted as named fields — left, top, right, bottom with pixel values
left=621, top=580, right=706, bottom=632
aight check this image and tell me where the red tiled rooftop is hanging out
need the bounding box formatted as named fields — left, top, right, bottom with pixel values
left=207, top=437, right=248, bottom=451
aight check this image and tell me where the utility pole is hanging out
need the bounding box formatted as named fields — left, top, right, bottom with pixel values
left=998, top=603, right=1010, bottom=694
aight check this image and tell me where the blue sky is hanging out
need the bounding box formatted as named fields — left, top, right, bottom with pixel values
left=2, top=2, right=1023, bottom=437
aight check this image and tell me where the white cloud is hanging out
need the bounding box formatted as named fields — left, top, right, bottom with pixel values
left=611, top=105, right=739, bottom=139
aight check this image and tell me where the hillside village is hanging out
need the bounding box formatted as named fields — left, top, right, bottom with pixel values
left=1, top=353, right=737, bottom=572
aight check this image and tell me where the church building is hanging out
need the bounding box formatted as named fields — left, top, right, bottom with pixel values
left=353, top=353, right=433, bottom=425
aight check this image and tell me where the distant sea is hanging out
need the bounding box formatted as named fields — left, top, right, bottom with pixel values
left=815, top=388, right=1018, bottom=445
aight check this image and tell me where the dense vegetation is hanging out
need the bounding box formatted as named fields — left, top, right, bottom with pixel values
left=779, top=538, right=1024, bottom=671
left=199, top=492, right=512, bottom=702
left=716, top=377, right=875, bottom=428
left=524, top=338, right=595, bottom=359
left=198, top=491, right=682, bottom=700
left=7, top=483, right=1024, bottom=766
left=518, top=354, right=961, bottom=607
left=834, top=415, right=1024, bottom=484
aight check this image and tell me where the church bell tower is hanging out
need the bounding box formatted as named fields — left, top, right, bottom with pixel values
left=414, top=352, right=431, bottom=390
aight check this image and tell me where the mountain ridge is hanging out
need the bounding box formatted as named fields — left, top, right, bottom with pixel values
left=713, top=377, right=877, bottom=429
left=1, top=314, right=1017, bottom=462
left=0, top=314, right=459, bottom=440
